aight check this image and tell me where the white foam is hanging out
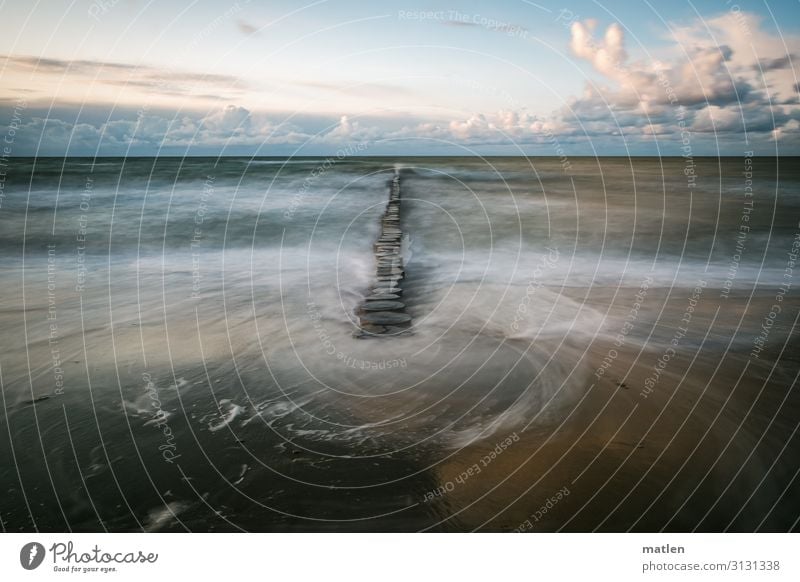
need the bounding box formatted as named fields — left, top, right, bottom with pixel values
left=208, top=401, right=245, bottom=432
left=143, top=501, right=188, bottom=532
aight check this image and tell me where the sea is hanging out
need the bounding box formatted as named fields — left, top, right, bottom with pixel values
left=0, top=156, right=798, bottom=531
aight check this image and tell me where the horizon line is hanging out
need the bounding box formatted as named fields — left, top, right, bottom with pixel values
left=7, top=154, right=799, bottom=159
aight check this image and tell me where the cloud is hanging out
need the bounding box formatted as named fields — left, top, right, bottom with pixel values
left=317, top=115, right=387, bottom=143
left=2, top=54, right=139, bottom=75
left=668, top=12, right=799, bottom=106
left=3, top=11, right=798, bottom=155
left=380, top=13, right=797, bottom=153
left=570, top=20, right=627, bottom=80
left=441, top=19, right=528, bottom=36
left=202, top=104, right=252, bottom=132
left=236, top=19, right=259, bottom=35
left=756, top=54, right=795, bottom=71
left=4, top=104, right=313, bottom=155
left=442, top=20, right=480, bottom=28
left=0, top=54, right=245, bottom=101
left=559, top=13, right=800, bottom=148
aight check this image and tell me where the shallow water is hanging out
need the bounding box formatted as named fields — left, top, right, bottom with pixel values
left=0, top=156, right=798, bottom=531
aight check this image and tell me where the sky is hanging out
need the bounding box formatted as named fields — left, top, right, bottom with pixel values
left=1, top=0, right=798, bottom=156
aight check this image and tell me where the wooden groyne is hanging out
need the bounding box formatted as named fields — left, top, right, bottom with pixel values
left=356, top=170, right=412, bottom=337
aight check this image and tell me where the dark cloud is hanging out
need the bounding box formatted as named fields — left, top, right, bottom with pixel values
left=755, top=54, right=794, bottom=71
left=236, top=19, right=259, bottom=35
left=563, top=16, right=799, bottom=148
left=442, top=20, right=480, bottom=27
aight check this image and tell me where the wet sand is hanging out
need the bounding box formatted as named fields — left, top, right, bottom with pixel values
left=424, top=288, right=799, bottom=531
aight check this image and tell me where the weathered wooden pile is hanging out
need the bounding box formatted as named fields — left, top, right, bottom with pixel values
left=356, top=170, right=412, bottom=337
